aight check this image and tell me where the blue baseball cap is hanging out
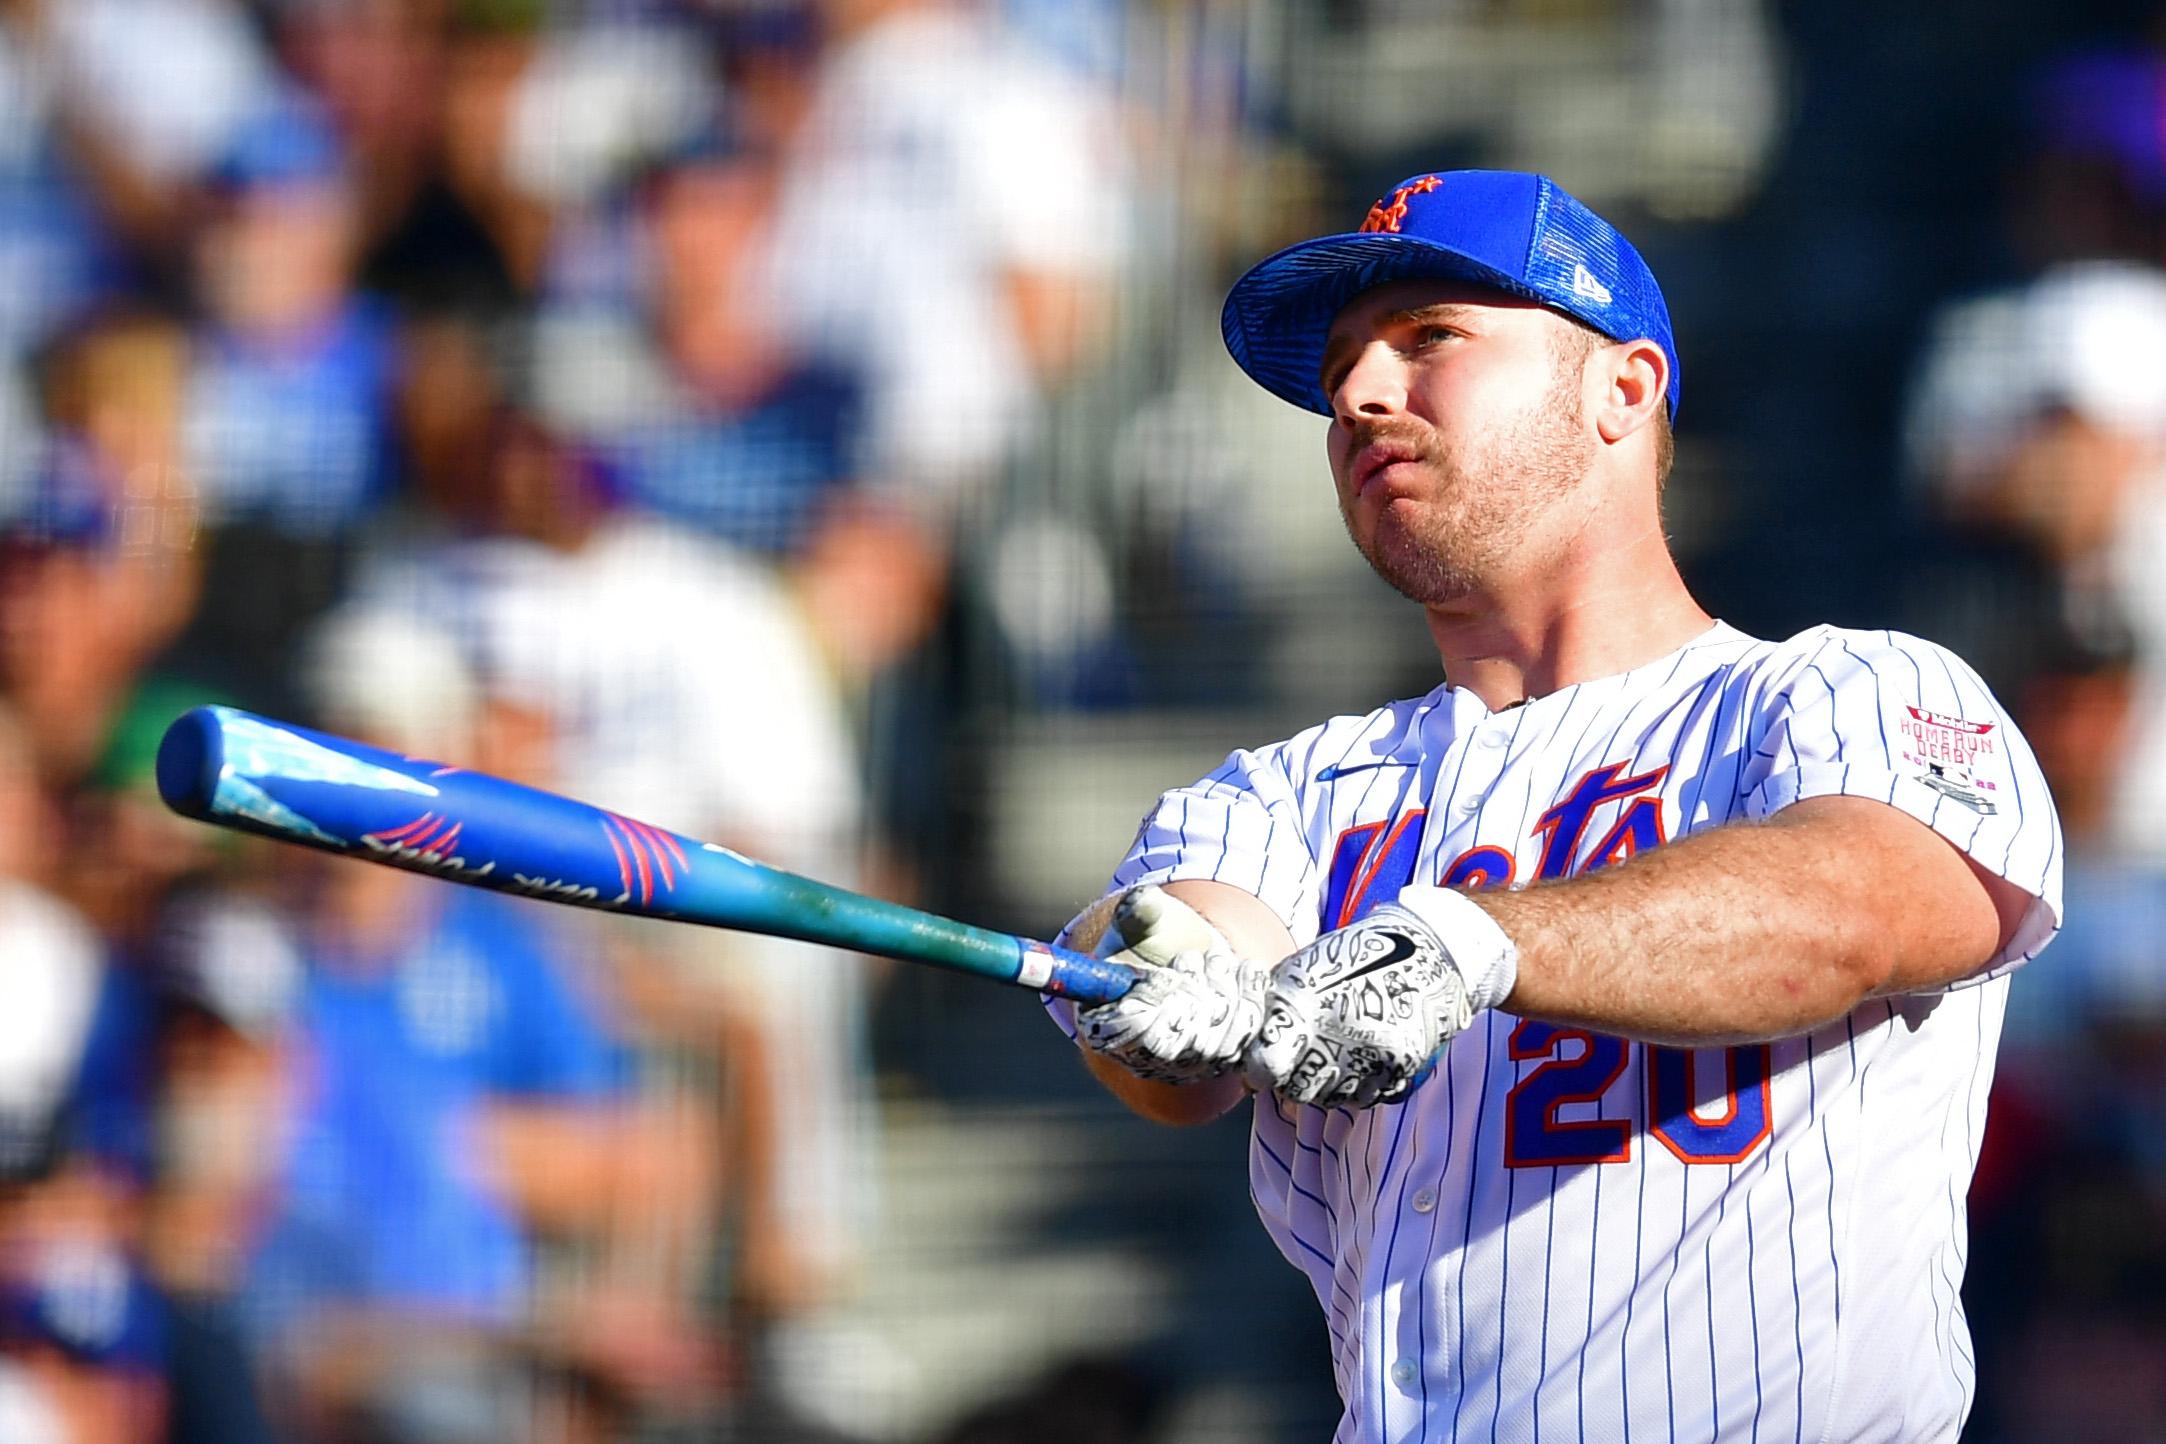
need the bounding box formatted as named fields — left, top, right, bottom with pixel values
left=1221, top=170, right=1679, bottom=419
left=212, top=89, right=347, bottom=192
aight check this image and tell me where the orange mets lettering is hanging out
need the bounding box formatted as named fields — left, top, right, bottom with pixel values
left=1359, top=175, right=1443, bottom=234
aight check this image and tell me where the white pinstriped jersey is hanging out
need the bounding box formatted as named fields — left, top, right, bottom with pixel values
left=1061, top=622, right=2061, bottom=1444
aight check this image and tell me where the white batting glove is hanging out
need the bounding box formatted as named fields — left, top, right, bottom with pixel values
left=1245, top=886, right=1518, bottom=1108
left=1075, top=885, right=1268, bottom=1085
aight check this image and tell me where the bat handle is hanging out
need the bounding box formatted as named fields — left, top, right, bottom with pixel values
left=1024, top=942, right=1137, bottom=1006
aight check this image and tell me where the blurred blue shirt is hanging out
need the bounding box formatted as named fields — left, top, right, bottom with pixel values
left=2002, top=859, right=2166, bottom=1048
left=245, top=888, right=624, bottom=1328
left=184, top=297, right=396, bottom=538
left=606, top=361, right=864, bottom=556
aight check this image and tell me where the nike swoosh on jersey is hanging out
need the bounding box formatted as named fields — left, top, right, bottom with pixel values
left=1315, top=759, right=1419, bottom=781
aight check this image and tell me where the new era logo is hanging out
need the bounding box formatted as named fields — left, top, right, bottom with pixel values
left=1571, top=263, right=1612, bottom=304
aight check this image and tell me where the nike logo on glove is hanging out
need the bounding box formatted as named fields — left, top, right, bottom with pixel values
left=1326, top=931, right=1417, bottom=989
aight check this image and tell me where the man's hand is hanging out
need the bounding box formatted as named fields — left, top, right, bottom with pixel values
left=1075, top=885, right=1268, bottom=1085
left=1246, top=887, right=1518, bottom=1107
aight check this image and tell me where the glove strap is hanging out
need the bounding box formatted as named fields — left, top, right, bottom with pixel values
left=1388, top=884, right=1520, bottom=1014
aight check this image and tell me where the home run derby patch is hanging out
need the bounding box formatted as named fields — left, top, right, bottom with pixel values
left=1898, top=706, right=1999, bottom=814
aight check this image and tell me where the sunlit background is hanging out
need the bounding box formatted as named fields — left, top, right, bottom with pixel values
left=0, top=0, right=2159, bottom=1440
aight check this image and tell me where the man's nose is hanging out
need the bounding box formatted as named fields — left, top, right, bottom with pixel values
left=1330, top=342, right=1406, bottom=425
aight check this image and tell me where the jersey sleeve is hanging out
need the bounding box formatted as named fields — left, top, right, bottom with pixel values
left=1044, top=742, right=1321, bottom=1039
left=1736, top=628, right=2063, bottom=982
left=1104, top=747, right=1323, bottom=932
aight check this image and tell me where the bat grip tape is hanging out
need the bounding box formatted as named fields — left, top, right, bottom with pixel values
left=1025, top=943, right=1136, bottom=1006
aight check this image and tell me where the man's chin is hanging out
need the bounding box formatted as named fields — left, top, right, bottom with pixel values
left=1362, top=535, right=1478, bottom=607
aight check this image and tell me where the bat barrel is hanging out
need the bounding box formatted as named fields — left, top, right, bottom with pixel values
left=155, top=705, right=223, bottom=821
left=152, top=706, right=1137, bottom=1006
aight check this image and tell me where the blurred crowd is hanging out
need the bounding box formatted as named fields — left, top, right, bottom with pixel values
left=7, top=0, right=2166, bottom=1440
left=1898, top=44, right=2166, bottom=1441
left=0, top=0, right=1142, bottom=1438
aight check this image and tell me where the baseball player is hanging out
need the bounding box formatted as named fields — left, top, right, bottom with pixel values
left=1051, top=170, right=2062, bottom=1442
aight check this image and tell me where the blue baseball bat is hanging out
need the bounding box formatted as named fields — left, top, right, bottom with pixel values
left=154, top=706, right=1137, bottom=1006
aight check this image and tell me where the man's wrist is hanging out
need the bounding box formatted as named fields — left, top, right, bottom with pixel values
left=1390, top=884, right=1520, bottom=1014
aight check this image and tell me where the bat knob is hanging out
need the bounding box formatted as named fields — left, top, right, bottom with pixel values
left=157, top=707, right=226, bottom=821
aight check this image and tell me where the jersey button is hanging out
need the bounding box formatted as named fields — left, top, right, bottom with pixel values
left=1390, top=1358, right=1419, bottom=1391
left=1411, top=1186, right=1438, bottom=1214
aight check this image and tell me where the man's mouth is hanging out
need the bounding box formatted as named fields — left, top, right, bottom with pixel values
left=1351, top=442, right=1424, bottom=496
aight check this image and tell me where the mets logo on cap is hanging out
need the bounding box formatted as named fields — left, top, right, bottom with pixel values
left=1360, top=176, right=1442, bottom=234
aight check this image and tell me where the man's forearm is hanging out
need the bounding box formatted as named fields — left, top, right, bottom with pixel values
left=1475, top=795, right=2007, bottom=1046
left=1078, top=1041, right=1245, bottom=1124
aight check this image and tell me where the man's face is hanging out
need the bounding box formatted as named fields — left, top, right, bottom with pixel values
left=1319, top=279, right=1597, bottom=605
left=197, top=181, right=357, bottom=337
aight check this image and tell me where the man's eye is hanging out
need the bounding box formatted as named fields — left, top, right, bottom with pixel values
left=1413, top=325, right=1455, bottom=348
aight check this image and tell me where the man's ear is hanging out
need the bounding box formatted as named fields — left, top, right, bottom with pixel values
left=1593, top=339, right=1669, bottom=445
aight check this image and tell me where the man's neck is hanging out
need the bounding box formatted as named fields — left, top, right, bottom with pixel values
left=1422, top=525, right=1713, bottom=710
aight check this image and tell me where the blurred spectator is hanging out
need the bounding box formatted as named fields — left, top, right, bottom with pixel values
left=35, top=311, right=199, bottom=579
left=272, top=0, right=519, bottom=315
left=1907, top=256, right=2166, bottom=1440
left=0, top=4, right=127, bottom=509
left=534, top=135, right=947, bottom=686
left=144, top=887, right=297, bottom=1444
left=762, top=0, right=1132, bottom=502
left=2013, top=48, right=2166, bottom=269
left=40, top=0, right=271, bottom=211
left=1965, top=855, right=2166, bottom=1441
left=65, top=682, right=242, bottom=1185
left=0, top=5, right=116, bottom=344
left=240, top=612, right=716, bottom=1442
left=169, top=87, right=400, bottom=716
left=0, top=696, right=172, bottom=1443
left=359, top=408, right=862, bottom=860
left=2, top=312, right=199, bottom=785
left=186, top=90, right=395, bottom=539
left=244, top=874, right=627, bottom=1441
left=2, top=0, right=273, bottom=276
left=0, top=700, right=97, bottom=1177
left=40, top=678, right=289, bottom=1441
left=344, top=407, right=883, bottom=1430
left=499, top=14, right=713, bottom=222
left=1904, top=262, right=2166, bottom=856
left=538, top=140, right=865, bottom=559
left=435, top=20, right=557, bottom=299
left=716, top=3, right=825, bottom=159
left=0, top=1158, right=171, bottom=1443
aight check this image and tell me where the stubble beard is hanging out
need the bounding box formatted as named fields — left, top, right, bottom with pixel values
left=1339, top=388, right=1595, bottom=607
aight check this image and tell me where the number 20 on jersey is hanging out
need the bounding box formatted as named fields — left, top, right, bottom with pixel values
left=1321, top=783, right=1773, bottom=1169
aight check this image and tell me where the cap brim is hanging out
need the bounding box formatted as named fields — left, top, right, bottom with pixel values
left=1220, top=233, right=1544, bottom=416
